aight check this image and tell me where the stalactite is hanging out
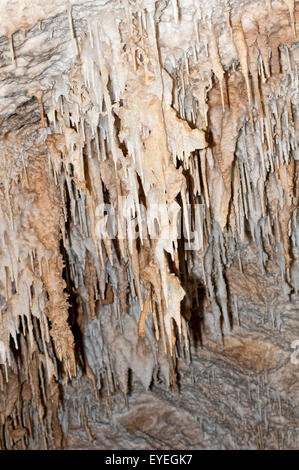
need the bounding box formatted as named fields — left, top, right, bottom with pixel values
left=67, top=2, right=79, bottom=58
left=232, top=17, right=253, bottom=125
left=284, top=0, right=296, bottom=37
left=8, top=34, right=16, bottom=68
left=35, top=91, right=46, bottom=128
left=208, top=28, right=226, bottom=112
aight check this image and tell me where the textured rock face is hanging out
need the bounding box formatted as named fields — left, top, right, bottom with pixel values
left=0, top=0, right=298, bottom=450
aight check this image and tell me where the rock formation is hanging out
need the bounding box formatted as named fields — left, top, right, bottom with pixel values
left=0, top=0, right=298, bottom=450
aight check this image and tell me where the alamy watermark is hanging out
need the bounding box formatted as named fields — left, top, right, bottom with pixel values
left=290, top=340, right=299, bottom=365
left=94, top=198, right=205, bottom=250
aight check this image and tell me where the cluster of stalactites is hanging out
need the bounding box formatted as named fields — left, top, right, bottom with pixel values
left=0, top=2, right=298, bottom=444
left=45, top=0, right=298, bottom=352
left=0, top=155, right=75, bottom=449
left=46, top=4, right=210, bottom=363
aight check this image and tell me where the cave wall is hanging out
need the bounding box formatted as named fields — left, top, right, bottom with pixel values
left=0, top=0, right=298, bottom=449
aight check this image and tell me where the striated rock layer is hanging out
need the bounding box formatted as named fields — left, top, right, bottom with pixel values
left=0, top=0, right=298, bottom=449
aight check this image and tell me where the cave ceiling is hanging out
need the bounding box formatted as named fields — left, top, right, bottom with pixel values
left=0, top=0, right=298, bottom=450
